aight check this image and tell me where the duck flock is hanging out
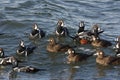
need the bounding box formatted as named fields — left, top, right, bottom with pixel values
left=0, top=19, right=120, bottom=75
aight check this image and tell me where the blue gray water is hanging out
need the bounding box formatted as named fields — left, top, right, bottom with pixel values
left=0, top=0, right=120, bottom=80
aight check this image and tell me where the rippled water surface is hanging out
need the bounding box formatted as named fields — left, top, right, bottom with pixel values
left=0, top=0, right=120, bottom=80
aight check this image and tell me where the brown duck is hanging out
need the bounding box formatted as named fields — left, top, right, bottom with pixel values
left=94, top=50, right=120, bottom=66
left=91, top=35, right=112, bottom=47
left=66, top=48, right=93, bottom=63
left=46, top=37, right=71, bottom=53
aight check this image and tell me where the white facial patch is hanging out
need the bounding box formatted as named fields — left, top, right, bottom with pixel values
left=116, top=43, right=119, bottom=48
left=96, top=52, right=99, bottom=55
left=20, top=41, right=25, bottom=47
left=80, top=22, right=84, bottom=27
left=99, top=52, right=103, bottom=55
left=92, top=36, right=96, bottom=41
left=34, top=24, right=39, bottom=30
left=61, top=22, right=64, bottom=27
left=98, top=27, right=101, bottom=31
left=68, top=49, right=71, bottom=54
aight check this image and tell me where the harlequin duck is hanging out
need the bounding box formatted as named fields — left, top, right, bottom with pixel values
left=66, top=48, right=93, bottom=63
left=55, top=19, right=69, bottom=37
left=0, top=56, right=18, bottom=66
left=77, top=21, right=85, bottom=34
left=29, top=24, right=45, bottom=39
left=12, top=65, right=42, bottom=73
left=72, top=21, right=91, bottom=44
left=94, top=50, right=120, bottom=66
left=91, top=35, right=112, bottom=47
left=90, top=24, right=104, bottom=36
left=114, top=36, right=120, bottom=57
left=46, top=37, right=72, bottom=53
left=16, top=40, right=36, bottom=56
left=0, top=48, right=18, bottom=66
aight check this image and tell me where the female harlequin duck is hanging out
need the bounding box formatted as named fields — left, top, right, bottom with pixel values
left=114, top=36, right=120, bottom=57
left=55, top=19, right=69, bottom=37
left=29, top=24, right=45, bottom=39
left=0, top=48, right=18, bottom=66
left=66, top=48, right=93, bottom=63
left=46, top=37, right=72, bottom=53
left=94, top=50, right=120, bottom=66
left=91, top=35, right=112, bottom=47
left=16, top=40, right=36, bottom=56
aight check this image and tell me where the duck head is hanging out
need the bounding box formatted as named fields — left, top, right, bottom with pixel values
left=33, top=24, right=39, bottom=31
left=57, top=19, right=64, bottom=27
left=66, top=48, right=75, bottom=55
left=20, top=40, right=25, bottom=48
left=48, top=38, right=56, bottom=45
left=0, top=48, right=4, bottom=58
left=94, top=50, right=105, bottom=58
left=92, top=24, right=99, bottom=30
left=79, top=21, right=85, bottom=28
left=115, top=36, right=120, bottom=42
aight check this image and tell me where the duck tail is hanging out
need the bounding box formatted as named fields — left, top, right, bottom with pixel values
left=31, top=46, right=36, bottom=50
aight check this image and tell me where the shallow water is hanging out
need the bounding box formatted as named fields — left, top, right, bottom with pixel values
left=0, top=0, right=120, bottom=80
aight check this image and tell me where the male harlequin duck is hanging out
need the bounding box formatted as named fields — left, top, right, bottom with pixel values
left=46, top=37, right=72, bottom=53
left=0, top=48, right=18, bottom=66
left=114, top=36, right=120, bottom=57
left=74, top=24, right=104, bottom=44
left=66, top=48, right=93, bottom=63
left=0, top=56, right=18, bottom=66
left=29, top=24, right=45, bottom=39
left=90, top=24, right=104, bottom=36
left=91, top=35, right=112, bottom=47
left=77, top=21, right=85, bottom=34
left=12, top=65, right=42, bottom=73
left=73, top=21, right=91, bottom=44
left=55, top=19, right=69, bottom=37
left=94, top=50, right=120, bottom=66
left=16, top=40, right=36, bottom=56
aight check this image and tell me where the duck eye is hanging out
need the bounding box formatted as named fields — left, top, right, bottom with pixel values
left=96, top=52, right=99, bottom=55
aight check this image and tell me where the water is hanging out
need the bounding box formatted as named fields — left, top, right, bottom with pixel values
left=0, top=0, right=120, bottom=80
